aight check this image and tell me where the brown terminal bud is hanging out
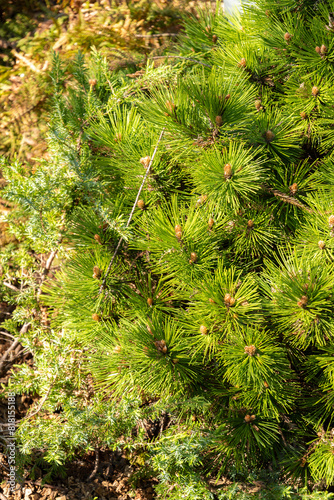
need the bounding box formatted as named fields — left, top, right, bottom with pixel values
left=137, top=199, right=145, bottom=210
left=244, top=414, right=252, bottom=423
left=140, top=156, right=151, bottom=169
left=328, top=215, right=334, bottom=227
left=255, top=99, right=262, bottom=110
left=209, top=298, right=215, bottom=304
left=321, top=44, right=327, bottom=54
left=147, top=325, right=153, bottom=335
left=89, top=78, right=97, bottom=86
left=315, top=46, right=321, bottom=53
left=312, top=86, right=319, bottom=96
left=191, top=415, right=197, bottom=421
left=224, top=293, right=231, bottom=304
left=161, top=345, right=167, bottom=354
left=175, top=230, right=182, bottom=240
left=215, top=115, right=223, bottom=127
left=247, top=220, right=254, bottom=228
left=212, top=34, right=218, bottom=43
left=94, top=234, right=102, bottom=244
left=284, top=32, right=292, bottom=42
left=265, top=130, right=275, bottom=142
left=289, top=183, right=298, bottom=195
left=264, top=381, right=269, bottom=388
left=300, top=111, right=307, bottom=119
left=225, top=93, right=231, bottom=100
left=92, top=313, right=100, bottom=322
left=244, top=345, right=256, bottom=356
left=200, top=325, right=208, bottom=335
left=190, top=252, right=198, bottom=263
left=93, top=266, right=102, bottom=279
left=113, top=345, right=121, bottom=354
left=224, top=163, right=232, bottom=179
left=147, top=297, right=153, bottom=307
left=208, top=217, right=214, bottom=229
left=318, top=240, right=326, bottom=249
left=238, top=57, right=246, bottom=68
left=229, top=297, right=236, bottom=306
left=175, top=224, right=182, bottom=233
left=297, top=295, right=308, bottom=308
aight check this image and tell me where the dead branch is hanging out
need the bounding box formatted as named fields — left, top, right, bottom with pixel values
left=36, top=234, right=63, bottom=302
left=0, top=323, right=30, bottom=375
left=12, top=50, right=42, bottom=73
left=86, top=447, right=100, bottom=482
left=2, top=282, right=19, bottom=292
left=24, top=375, right=57, bottom=420
left=0, top=332, right=15, bottom=339
left=151, top=55, right=213, bottom=68
left=261, top=184, right=313, bottom=213
left=99, top=128, right=165, bottom=292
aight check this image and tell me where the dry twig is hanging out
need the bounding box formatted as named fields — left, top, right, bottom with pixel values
left=0, top=323, right=30, bottom=375
left=12, top=50, right=42, bottom=73
left=86, top=447, right=100, bottom=482
left=2, top=282, right=19, bottom=292
left=99, top=128, right=165, bottom=292
left=261, top=184, right=313, bottom=213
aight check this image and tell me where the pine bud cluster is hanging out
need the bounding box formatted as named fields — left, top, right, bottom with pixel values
left=244, top=345, right=256, bottom=356
left=244, top=414, right=256, bottom=422
left=155, top=339, right=167, bottom=353
left=93, top=266, right=101, bottom=279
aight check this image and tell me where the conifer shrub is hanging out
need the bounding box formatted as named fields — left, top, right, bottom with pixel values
left=3, top=0, right=334, bottom=496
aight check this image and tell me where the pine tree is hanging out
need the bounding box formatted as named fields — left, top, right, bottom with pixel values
left=4, top=0, right=334, bottom=495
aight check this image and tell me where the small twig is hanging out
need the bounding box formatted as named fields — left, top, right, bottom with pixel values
left=7, top=348, right=27, bottom=365
left=2, top=282, right=19, bottom=292
left=134, top=33, right=178, bottom=38
left=39, top=208, right=47, bottom=234
left=0, top=97, right=46, bottom=128
left=12, top=49, right=42, bottom=73
left=24, top=480, right=59, bottom=490
left=99, top=128, right=165, bottom=293
left=150, top=55, right=213, bottom=68
left=0, top=340, right=19, bottom=375
left=24, top=376, right=57, bottom=420
left=86, top=447, right=100, bottom=482
left=0, top=332, right=15, bottom=339
left=262, top=184, right=313, bottom=213
left=0, top=323, right=30, bottom=374
left=36, top=234, right=63, bottom=302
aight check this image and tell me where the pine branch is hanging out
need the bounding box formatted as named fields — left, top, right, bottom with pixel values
left=99, top=127, right=165, bottom=293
